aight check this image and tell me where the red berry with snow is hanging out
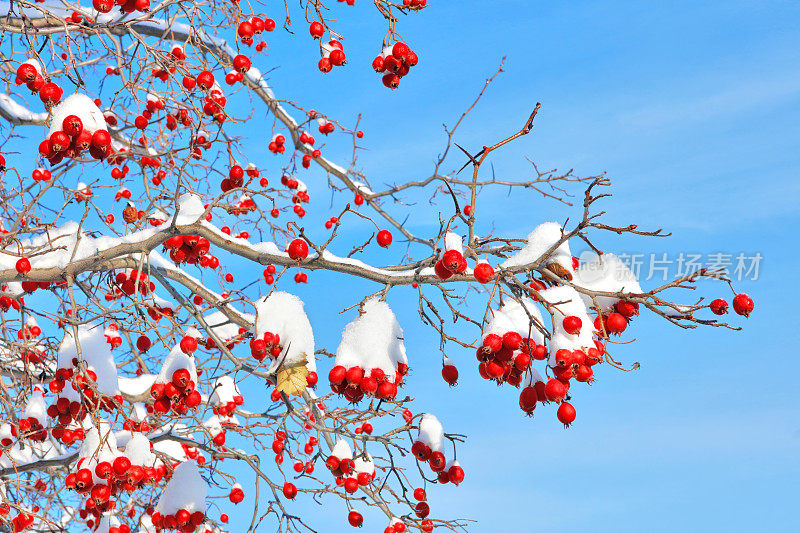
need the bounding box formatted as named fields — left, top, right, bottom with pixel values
left=442, top=363, right=458, bottom=385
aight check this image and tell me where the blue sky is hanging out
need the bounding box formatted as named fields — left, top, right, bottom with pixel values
left=3, top=1, right=798, bottom=531
left=224, top=1, right=799, bottom=531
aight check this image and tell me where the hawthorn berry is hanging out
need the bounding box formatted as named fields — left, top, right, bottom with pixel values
left=557, top=402, right=577, bottom=427
left=732, top=293, right=754, bottom=317
left=15, top=258, right=31, bottom=275
left=442, top=363, right=458, bottom=385
left=288, top=238, right=309, bottom=261
left=473, top=262, right=494, bottom=283
left=377, top=230, right=393, bottom=247
left=562, top=315, right=582, bottom=335
left=309, top=21, right=325, bottom=38
left=710, top=298, right=728, bottom=315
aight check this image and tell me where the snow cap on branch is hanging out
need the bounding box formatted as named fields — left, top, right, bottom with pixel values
left=49, top=93, right=105, bottom=134
left=418, top=414, right=444, bottom=454
left=330, top=438, right=352, bottom=460
left=255, top=291, right=316, bottom=371
left=574, top=251, right=642, bottom=312
left=123, top=433, right=157, bottom=467
left=501, top=222, right=574, bottom=274
left=335, top=298, right=407, bottom=380
left=58, top=325, right=120, bottom=396
left=155, top=461, right=207, bottom=515
left=482, top=297, right=546, bottom=346
left=156, top=346, right=198, bottom=385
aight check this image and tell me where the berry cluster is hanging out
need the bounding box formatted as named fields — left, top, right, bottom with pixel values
left=8, top=510, right=34, bottom=533
left=328, top=364, right=405, bottom=403
left=372, top=43, right=419, bottom=89
left=149, top=368, right=202, bottom=415
left=317, top=117, right=335, bottom=135
left=237, top=15, right=276, bottom=46
left=434, top=248, right=468, bottom=280
left=14, top=416, right=47, bottom=442
left=476, top=332, right=547, bottom=387
left=163, top=235, right=211, bottom=265
left=17, top=318, right=42, bottom=341
left=48, top=368, right=122, bottom=422
left=113, top=269, right=156, bottom=297
left=710, top=293, right=754, bottom=317
left=249, top=330, right=284, bottom=361
left=14, top=60, right=45, bottom=92
left=233, top=194, right=257, bottom=215
left=42, top=112, right=112, bottom=164
left=149, top=508, right=207, bottom=532
left=31, top=167, right=52, bottom=182
left=211, top=396, right=244, bottom=418
left=299, top=130, right=316, bottom=146
left=0, top=286, right=23, bottom=312
left=268, top=133, right=287, bottom=154
left=324, top=447, right=354, bottom=480
left=93, top=0, right=151, bottom=14
left=318, top=40, right=347, bottom=73
left=593, top=300, right=639, bottom=336
left=225, top=54, right=252, bottom=84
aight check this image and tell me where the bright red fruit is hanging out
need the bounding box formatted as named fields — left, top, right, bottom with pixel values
left=288, top=238, right=309, bottom=260
left=732, top=293, right=754, bottom=317
left=377, top=230, right=393, bottom=248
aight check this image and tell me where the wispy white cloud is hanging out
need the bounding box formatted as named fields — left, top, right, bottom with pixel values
left=616, top=71, right=800, bottom=130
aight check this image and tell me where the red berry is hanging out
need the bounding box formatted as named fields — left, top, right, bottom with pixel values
left=282, top=482, right=297, bottom=499
left=329, top=365, right=347, bottom=384
left=732, top=293, right=754, bottom=317
left=382, top=73, right=400, bottom=89
left=605, top=312, right=627, bottom=335
left=441, top=364, right=458, bottom=385
left=502, top=331, right=522, bottom=350
left=179, top=336, right=198, bottom=354
left=15, top=258, right=31, bottom=275
left=482, top=333, right=502, bottom=353
left=348, top=510, right=363, bottom=527
left=318, top=57, right=332, bottom=73
left=434, top=260, right=453, bottom=280
left=376, top=230, right=392, bottom=248
left=441, top=249, right=465, bottom=274
left=473, top=262, right=494, bottom=283
left=709, top=298, right=728, bottom=315
left=392, top=42, right=409, bottom=60
left=544, top=378, right=567, bottom=402
left=448, top=464, right=465, bottom=485
left=288, top=238, right=309, bottom=261
left=557, top=402, right=576, bottom=427
left=196, top=70, right=214, bottom=90
left=562, top=315, right=582, bottom=335
left=310, top=21, right=325, bottom=38
left=329, top=49, right=346, bottom=66
left=519, top=386, right=538, bottom=414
